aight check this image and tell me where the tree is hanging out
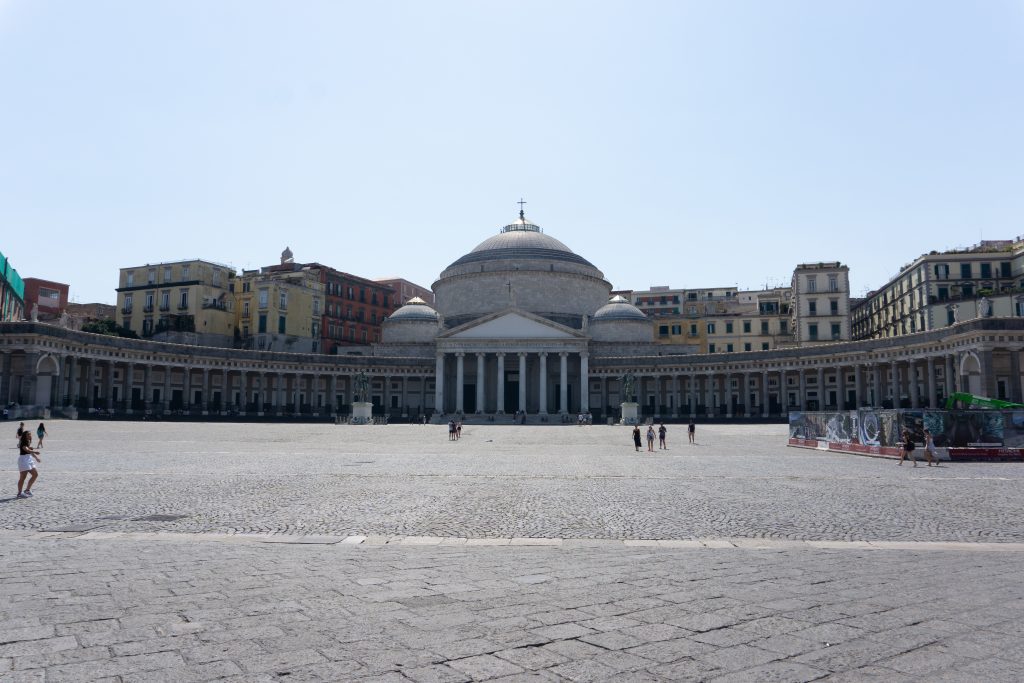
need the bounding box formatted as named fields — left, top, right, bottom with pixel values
left=81, top=319, right=138, bottom=339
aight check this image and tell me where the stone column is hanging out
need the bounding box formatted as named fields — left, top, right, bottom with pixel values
left=742, top=372, right=751, bottom=417
left=836, top=366, right=846, bottom=411
left=579, top=352, right=590, bottom=413
left=798, top=370, right=807, bottom=411
left=761, top=370, right=769, bottom=417
left=872, top=364, right=882, bottom=408
left=69, top=357, right=81, bottom=407
left=418, top=375, right=426, bottom=416
left=382, top=373, right=390, bottom=415
left=926, top=357, right=938, bottom=408
left=538, top=352, right=548, bottom=414
left=672, top=375, right=680, bottom=418
left=726, top=375, right=734, bottom=418
left=199, top=367, right=209, bottom=414
left=455, top=353, right=465, bottom=414
left=704, top=374, right=714, bottom=417
left=0, top=352, right=10, bottom=406
left=518, top=352, right=527, bottom=413
left=434, top=353, right=445, bottom=415
left=854, top=364, right=864, bottom=409
left=220, top=369, right=229, bottom=412
left=259, top=372, right=269, bottom=413
left=890, top=360, right=901, bottom=408
left=1010, top=350, right=1022, bottom=403
left=276, top=372, right=285, bottom=415
left=142, top=364, right=152, bottom=411
left=313, top=373, right=322, bottom=413
left=601, top=375, right=609, bottom=416
left=496, top=353, right=505, bottom=414
left=162, top=364, right=170, bottom=412
left=239, top=370, right=248, bottom=413
left=815, top=367, right=825, bottom=410
left=182, top=367, right=193, bottom=411
left=688, top=374, right=696, bottom=417
left=122, top=363, right=134, bottom=411
left=979, top=348, right=996, bottom=397
left=475, top=353, right=485, bottom=414
left=908, top=360, right=920, bottom=409
left=401, top=375, right=409, bottom=417
left=559, top=352, right=569, bottom=414
left=945, top=354, right=957, bottom=399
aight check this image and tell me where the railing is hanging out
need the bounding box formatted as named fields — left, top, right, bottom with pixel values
left=143, top=305, right=154, bottom=313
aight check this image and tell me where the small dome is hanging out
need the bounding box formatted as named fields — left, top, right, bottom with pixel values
left=592, top=295, right=647, bottom=321
left=387, top=297, right=439, bottom=322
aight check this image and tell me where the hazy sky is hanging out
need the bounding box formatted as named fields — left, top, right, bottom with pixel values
left=1, top=1, right=1022, bottom=305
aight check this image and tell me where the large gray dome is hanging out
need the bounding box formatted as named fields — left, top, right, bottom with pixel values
left=433, top=212, right=612, bottom=329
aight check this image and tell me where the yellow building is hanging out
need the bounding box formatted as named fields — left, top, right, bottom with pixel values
left=235, top=264, right=324, bottom=353
left=651, top=287, right=795, bottom=353
left=116, top=259, right=236, bottom=347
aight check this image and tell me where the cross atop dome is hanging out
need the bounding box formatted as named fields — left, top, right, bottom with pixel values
left=501, top=199, right=542, bottom=234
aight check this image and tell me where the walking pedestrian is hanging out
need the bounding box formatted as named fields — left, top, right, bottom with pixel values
left=923, top=428, right=938, bottom=467
left=646, top=425, right=655, bottom=451
left=688, top=419, right=696, bottom=444
left=448, top=419, right=456, bottom=441
left=898, top=428, right=918, bottom=467
left=16, top=422, right=25, bottom=441
left=16, top=431, right=40, bottom=499
left=658, top=423, right=667, bottom=449
left=632, top=425, right=642, bottom=452
left=456, top=421, right=462, bottom=440
left=36, top=423, right=47, bottom=448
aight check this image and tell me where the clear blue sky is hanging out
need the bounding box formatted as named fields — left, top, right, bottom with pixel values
left=1, top=1, right=1022, bottom=304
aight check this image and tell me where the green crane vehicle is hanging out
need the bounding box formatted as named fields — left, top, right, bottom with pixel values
left=944, top=392, right=1024, bottom=410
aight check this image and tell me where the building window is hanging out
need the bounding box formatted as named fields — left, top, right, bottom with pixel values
left=124, top=294, right=133, bottom=313
left=213, top=270, right=221, bottom=287
left=659, top=325, right=669, bottom=336
left=277, top=315, right=286, bottom=333
left=808, top=323, right=818, bottom=340
left=961, top=263, right=972, bottom=278
left=182, top=265, right=190, bottom=279
left=362, top=329, right=367, bottom=342
left=313, top=298, right=320, bottom=316
left=1001, top=262, right=1012, bottom=278
left=935, top=264, right=949, bottom=279
left=808, top=300, right=817, bottom=316
left=258, top=314, right=267, bottom=333
left=707, top=323, right=716, bottom=334
left=243, top=301, right=250, bottom=317
left=1016, top=298, right=1024, bottom=316
left=743, top=321, right=751, bottom=333
left=938, top=286, right=948, bottom=301
left=981, top=263, right=992, bottom=279
left=761, top=320, right=769, bottom=334
left=671, top=324, right=681, bottom=335
left=830, top=300, right=839, bottom=315
left=142, top=318, right=152, bottom=335
left=163, top=266, right=172, bottom=282
left=744, top=343, right=751, bottom=351
left=279, top=290, right=287, bottom=309
left=160, top=291, right=170, bottom=310
left=828, top=274, right=838, bottom=292
left=689, top=324, right=698, bottom=336
left=145, top=293, right=153, bottom=311
left=259, top=289, right=269, bottom=308
left=831, top=323, right=841, bottom=339
left=725, top=322, right=733, bottom=334
left=780, top=320, right=788, bottom=334
left=178, top=290, right=188, bottom=309
left=126, top=272, right=134, bottom=287
left=807, top=275, right=817, bottom=292
left=708, top=343, right=716, bottom=353
left=148, top=269, right=155, bottom=285
left=761, top=342, right=769, bottom=350
left=726, top=343, right=734, bottom=352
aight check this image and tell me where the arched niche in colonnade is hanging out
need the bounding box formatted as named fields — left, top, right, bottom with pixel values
left=34, top=354, right=60, bottom=407
left=959, top=351, right=983, bottom=396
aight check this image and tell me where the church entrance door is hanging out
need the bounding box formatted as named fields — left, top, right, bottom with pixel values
left=464, top=384, right=476, bottom=413
left=505, top=379, right=519, bottom=412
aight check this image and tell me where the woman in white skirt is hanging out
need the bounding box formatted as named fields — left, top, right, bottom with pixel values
left=16, top=431, right=40, bottom=499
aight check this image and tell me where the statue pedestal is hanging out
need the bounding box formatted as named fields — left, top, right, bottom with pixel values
left=620, top=402, right=639, bottom=425
left=351, top=401, right=373, bottom=425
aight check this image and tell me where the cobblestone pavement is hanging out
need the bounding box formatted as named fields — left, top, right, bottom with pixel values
left=1, top=422, right=1023, bottom=681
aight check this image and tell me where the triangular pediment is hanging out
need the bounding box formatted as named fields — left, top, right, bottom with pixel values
left=440, top=309, right=582, bottom=340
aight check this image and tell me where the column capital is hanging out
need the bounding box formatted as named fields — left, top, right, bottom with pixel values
left=495, top=352, right=505, bottom=358
left=538, top=351, right=548, bottom=358
left=559, top=351, right=568, bottom=358
left=475, top=351, right=486, bottom=358
left=518, top=351, right=528, bottom=358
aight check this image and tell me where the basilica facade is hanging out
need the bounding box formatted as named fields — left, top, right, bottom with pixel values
left=2, top=212, right=1023, bottom=421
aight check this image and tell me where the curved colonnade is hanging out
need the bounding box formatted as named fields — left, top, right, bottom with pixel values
left=3, top=318, right=1023, bottom=421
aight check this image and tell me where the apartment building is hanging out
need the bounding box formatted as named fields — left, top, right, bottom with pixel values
left=115, top=260, right=236, bottom=347
left=0, top=249, right=24, bottom=322
left=790, top=262, right=851, bottom=343
left=376, top=277, right=434, bottom=306
left=235, top=264, right=324, bottom=353
left=852, top=240, right=1024, bottom=340
left=22, top=278, right=69, bottom=322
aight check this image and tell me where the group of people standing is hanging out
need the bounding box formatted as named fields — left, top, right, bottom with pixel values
left=447, top=419, right=462, bottom=441
left=632, top=421, right=695, bottom=451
